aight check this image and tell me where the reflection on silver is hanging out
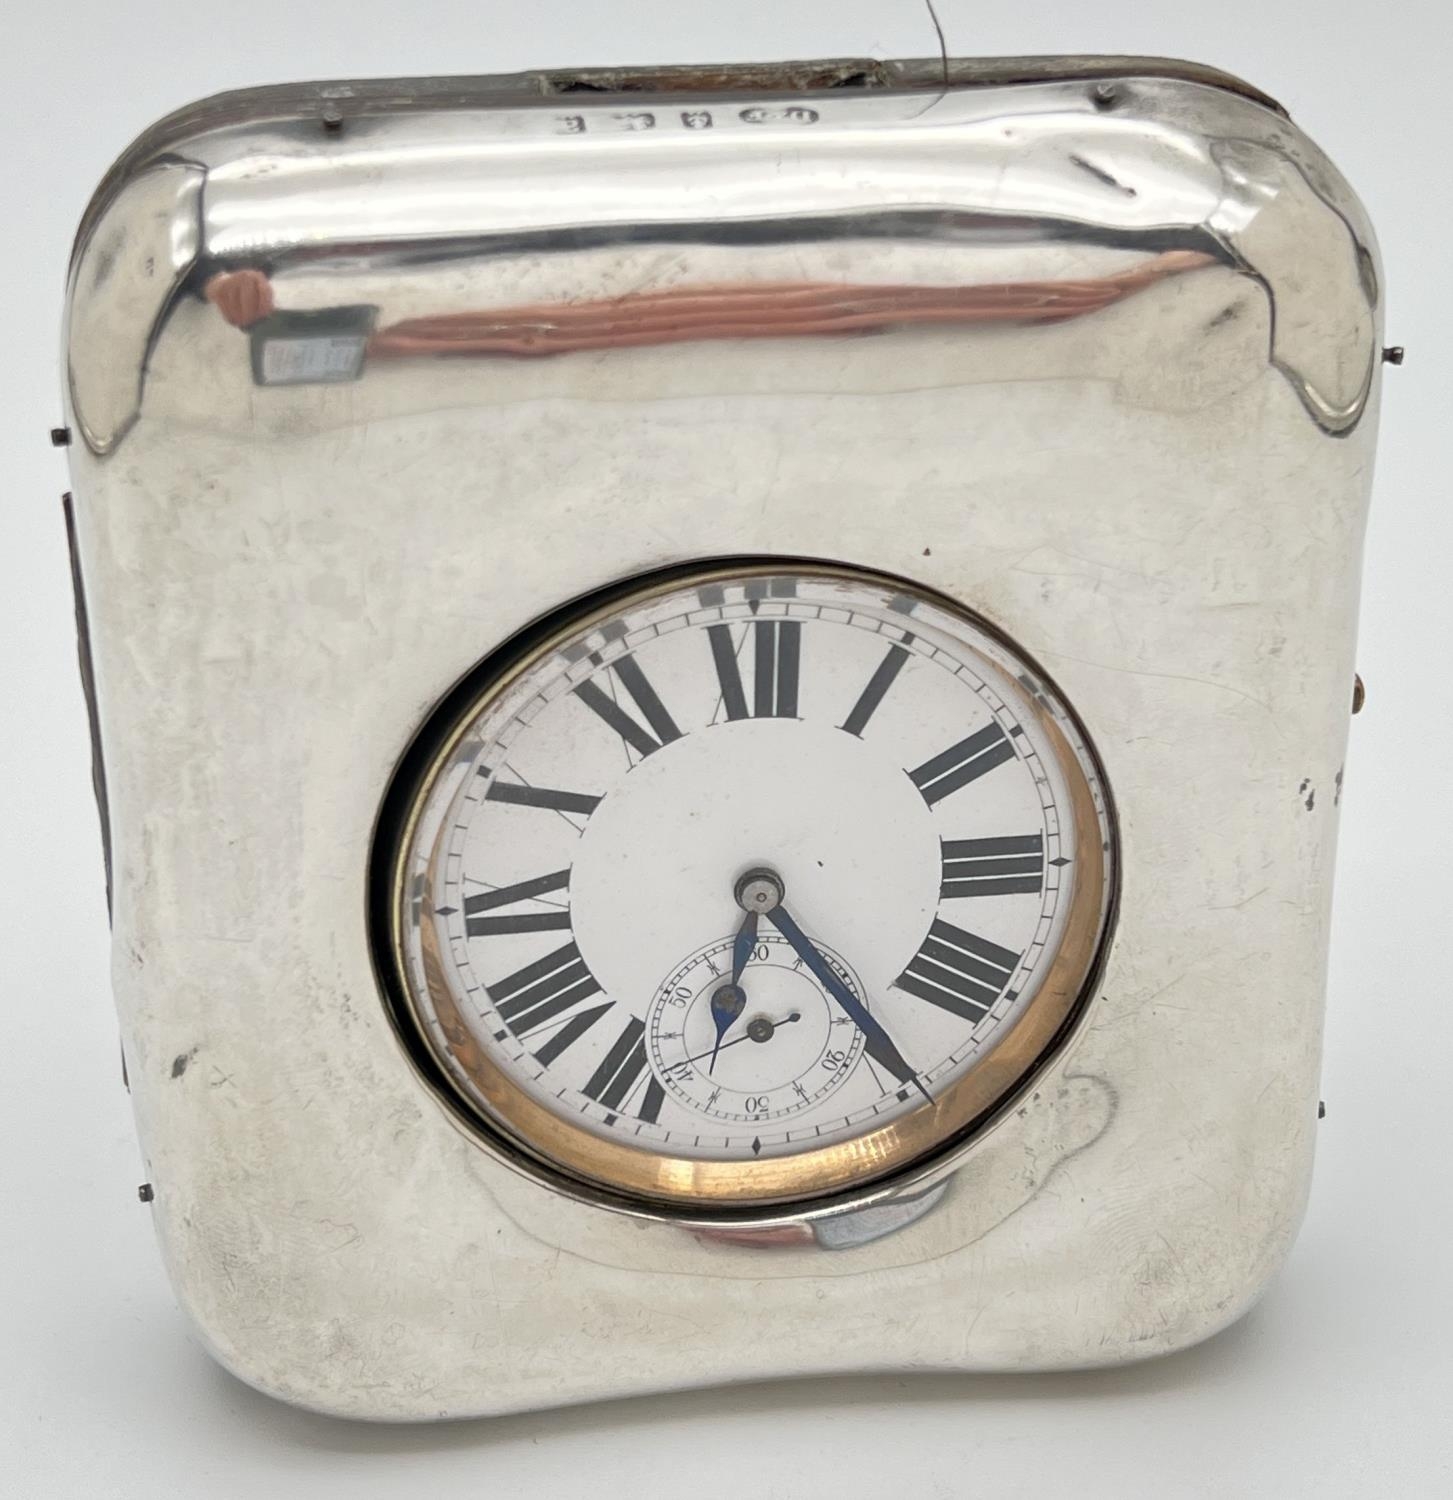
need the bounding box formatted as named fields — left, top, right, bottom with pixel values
left=67, top=58, right=1377, bottom=453
left=692, top=1180, right=951, bottom=1251
left=62, top=58, right=1383, bottom=1419
left=361, top=250, right=1215, bottom=359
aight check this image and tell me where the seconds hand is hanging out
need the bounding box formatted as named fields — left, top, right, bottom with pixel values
left=682, top=1012, right=802, bottom=1069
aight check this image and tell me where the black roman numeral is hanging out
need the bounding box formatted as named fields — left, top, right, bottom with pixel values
left=840, top=642, right=909, bottom=736
left=464, top=869, right=572, bottom=936
left=940, top=835, right=1045, bottom=899
left=752, top=619, right=800, bottom=718
left=482, top=772, right=602, bottom=818
left=581, top=1015, right=665, bottom=1123
left=706, top=623, right=748, bottom=719
left=488, top=941, right=603, bottom=1042
left=574, top=654, right=682, bottom=760
left=700, top=578, right=802, bottom=722
left=707, top=619, right=801, bottom=720
left=907, top=723, right=1015, bottom=806
left=532, top=1000, right=613, bottom=1068
left=895, top=918, right=1020, bottom=1022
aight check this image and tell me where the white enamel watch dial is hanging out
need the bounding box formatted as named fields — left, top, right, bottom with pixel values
left=378, top=563, right=1115, bottom=1209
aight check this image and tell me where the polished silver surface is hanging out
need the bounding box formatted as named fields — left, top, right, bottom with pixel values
left=62, top=58, right=1382, bottom=1419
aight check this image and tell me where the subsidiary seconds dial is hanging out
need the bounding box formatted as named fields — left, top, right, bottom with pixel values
left=380, top=563, right=1115, bottom=1209
left=647, top=930, right=869, bottom=1129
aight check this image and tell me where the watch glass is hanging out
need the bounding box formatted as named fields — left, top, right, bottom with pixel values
left=377, top=562, right=1115, bottom=1209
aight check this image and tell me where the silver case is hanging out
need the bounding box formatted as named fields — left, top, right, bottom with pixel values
left=62, top=59, right=1381, bottom=1419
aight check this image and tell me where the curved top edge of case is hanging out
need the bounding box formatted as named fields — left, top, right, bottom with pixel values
left=71, top=55, right=1285, bottom=263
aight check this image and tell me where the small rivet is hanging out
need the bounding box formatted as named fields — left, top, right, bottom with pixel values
left=137, top=1183, right=154, bottom=1203
left=1352, top=674, right=1366, bottom=714
left=1092, top=81, right=1119, bottom=109
left=321, top=108, right=344, bottom=134
left=1382, top=346, right=1405, bottom=365
left=50, top=426, right=71, bottom=447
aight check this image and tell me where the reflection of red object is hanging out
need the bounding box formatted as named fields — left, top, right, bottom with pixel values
left=370, top=250, right=1215, bottom=359
left=204, top=269, right=276, bottom=329
left=691, top=1222, right=816, bottom=1249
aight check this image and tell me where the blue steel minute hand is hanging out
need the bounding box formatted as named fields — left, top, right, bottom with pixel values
left=765, top=903, right=932, bottom=1105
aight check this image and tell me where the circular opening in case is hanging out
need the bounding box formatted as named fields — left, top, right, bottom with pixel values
left=367, top=557, right=1119, bottom=1217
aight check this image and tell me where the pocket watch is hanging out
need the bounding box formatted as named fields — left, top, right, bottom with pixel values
left=60, top=55, right=1384, bottom=1418
left=379, top=560, right=1113, bottom=1208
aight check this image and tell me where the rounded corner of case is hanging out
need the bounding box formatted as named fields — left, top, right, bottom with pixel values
left=65, top=161, right=205, bottom=454
left=160, top=1275, right=388, bottom=1423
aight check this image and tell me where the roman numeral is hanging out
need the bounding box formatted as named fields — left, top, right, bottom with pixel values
left=573, top=655, right=682, bottom=760
left=707, top=619, right=801, bottom=719
left=895, top=918, right=1020, bottom=1022
left=939, top=835, right=1045, bottom=899
left=464, top=869, right=572, bottom=936
left=481, top=772, right=602, bottom=818
left=581, top=1015, right=665, bottom=1123
left=532, top=1000, right=613, bottom=1068
left=840, top=642, right=909, bottom=736
left=488, top=941, right=603, bottom=1042
left=907, top=723, right=1015, bottom=806
left=706, top=622, right=748, bottom=720
left=752, top=619, right=800, bottom=718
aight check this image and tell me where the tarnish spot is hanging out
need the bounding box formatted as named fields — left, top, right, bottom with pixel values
left=170, top=1046, right=198, bottom=1079
left=1335, top=766, right=1345, bottom=806
left=1206, top=303, right=1241, bottom=330
left=1299, top=778, right=1316, bottom=812
left=88, top=242, right=118, bottom=291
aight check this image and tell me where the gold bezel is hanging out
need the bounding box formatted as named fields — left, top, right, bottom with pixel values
left=380, top=560, right=1115, bottom=1212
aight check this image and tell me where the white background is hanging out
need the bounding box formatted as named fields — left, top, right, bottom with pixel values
left=2, top=2, right=1449, bottom=1495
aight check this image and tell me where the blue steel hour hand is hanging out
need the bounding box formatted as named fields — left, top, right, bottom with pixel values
left=707, top=909, right=757, bottom=1074
left=756, top=887, right=932, bottom=1106
left=730, top=907, right=759, bottom=990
